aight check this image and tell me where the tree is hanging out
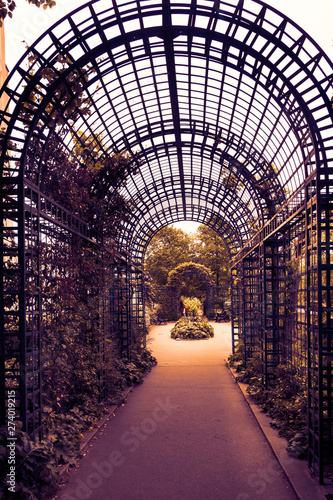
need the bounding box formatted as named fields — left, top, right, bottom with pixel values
left=193, top=225, right=230, bottom=288
left=145, top=224, right=231, bottom=317
left=144, top=226, right=194, bottom=285
left=167, top=262, right=214, bottom=302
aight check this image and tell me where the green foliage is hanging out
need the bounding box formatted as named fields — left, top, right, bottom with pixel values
left=145, top=304, right=158, bottom=329
left=227, top=342, right=244, bottom=367
left=228, top=346, right=263, bottom=397
left=145, top=224, right=231, bottom=292
left=220, top=165, right=243, bottom=193
left=287, top=432, right=308, bottom=459
left=113, top=345, right=157, bottom=387
left=194, top=225, right=230, bottom=289
left=145, top=225, right=231, bottom=319
left=182, top=297, right=202, bottom=317
left=260, top=365, right=308, bottom=446
left=145, top=226, right=194, bottom=285
left=21, top=56, right=93, bottom=133
left=152, top=287, right=175, bottom=321
left=0, top=343, right=156, bottom=498
left=0, top=423, right=59, bottom=500
left=164, top=262, right=214, bottom=318
left=40, top=236, right=110, bottom=414
left=39, top=136, right=135, bottom=240
left=171, top=317, right=214, bottom=340
left=0, top=1, right=17, bottom=26
left=43, top=407, right=92, bottom=465
left=167, top=262, right=213, bottom=298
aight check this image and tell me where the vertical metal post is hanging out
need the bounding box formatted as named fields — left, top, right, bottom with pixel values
left=18, top=179, right=28, bottom=434
left=306, top=175, right=321, bottom=481
left=242, top=253, right=260, bottom=364
left=131, top=265, right=145, bottom=346
left=260, top=239, right=280, bottom=389
left=307, top=163, right=333, bottom=483
left=231, top=265, right=242, bottom=354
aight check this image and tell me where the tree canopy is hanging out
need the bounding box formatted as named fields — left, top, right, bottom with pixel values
left=145, top=224, right=230, bottom=291
left=167, top=262, right=214, bottom=301
left=193, top=225, right=230, bottom=287
left=144, top=226, right=194, bottom=286
left=167, top=261, right=213, bottom=286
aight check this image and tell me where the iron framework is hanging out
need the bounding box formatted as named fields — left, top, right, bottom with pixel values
left=1, top=0, right=333, bottom=483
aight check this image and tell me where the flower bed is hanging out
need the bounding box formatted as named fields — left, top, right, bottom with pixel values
left=170, top=317, right=214, bottom=340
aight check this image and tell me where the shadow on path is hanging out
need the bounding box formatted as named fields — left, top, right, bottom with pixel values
left=55, top=322, right=297, bottom=500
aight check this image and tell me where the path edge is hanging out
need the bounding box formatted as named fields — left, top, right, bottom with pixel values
left=57, top=386, right=133, bottom=479
left=227, top=362, right=333, bottom=500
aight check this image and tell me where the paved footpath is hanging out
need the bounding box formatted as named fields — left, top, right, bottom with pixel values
left=55, top=322, right=297, bottom=500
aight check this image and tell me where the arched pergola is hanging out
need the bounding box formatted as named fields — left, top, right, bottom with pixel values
left=1, top=0, right=333, bottom=483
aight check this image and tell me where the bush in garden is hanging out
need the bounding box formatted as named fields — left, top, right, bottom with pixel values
left=171, top=317, right=214, bottom=340
left=182, top=297, right=202, bottom=317
left=0, top=423, right=59, bottom=500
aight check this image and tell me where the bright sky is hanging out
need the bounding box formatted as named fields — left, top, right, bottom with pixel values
left=4, top=0, right=333, bottom=69
left=3, top=0, right=333, bottom=234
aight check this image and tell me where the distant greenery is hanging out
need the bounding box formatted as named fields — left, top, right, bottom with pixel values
left=146, top=226, right=230, bottom=321
left=167, top=262, right=214, bottom=303
left=194, top=225, right=230, bottom=287
left=145, top=225, right=230, bottom=290
left=145, top=226, right=194, bottom=286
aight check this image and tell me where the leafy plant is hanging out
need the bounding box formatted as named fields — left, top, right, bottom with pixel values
left=171, top=317, right=214, bottom=340
left=259, top=365, right=307, bottom=444
left=0, top=341, right=157, bottom=498
left=193, top=225, right=230, bottom=289
left=43, top=408, right=87, bottom=465
left=0, top=423, right=59, bottom=500
left=182, top=297, right=202, bottom=317
left=113, top=347, right=157, bottom=387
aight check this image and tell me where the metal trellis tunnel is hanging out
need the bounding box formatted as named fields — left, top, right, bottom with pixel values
left=1, top=0, right=333, bottom=484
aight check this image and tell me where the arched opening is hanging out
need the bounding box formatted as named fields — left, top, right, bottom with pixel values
left=1, top=0, right=333, bottom=483
left=143, top=223, right=231, bottom=321
left=167, top=262, right=215, bottom=318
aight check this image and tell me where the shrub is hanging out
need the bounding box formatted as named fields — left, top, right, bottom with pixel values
left=182, top=297, right=202, bottom=317
left=171, top=317, right=214, bottom=340
left=0, top=423, right=59, bottom=500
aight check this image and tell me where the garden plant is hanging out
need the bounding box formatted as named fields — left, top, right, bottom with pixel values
left=170, top=298, right=214, bottom=340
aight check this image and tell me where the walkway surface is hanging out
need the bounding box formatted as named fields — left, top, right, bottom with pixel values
left=56, top=321, right=298, bottom=500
